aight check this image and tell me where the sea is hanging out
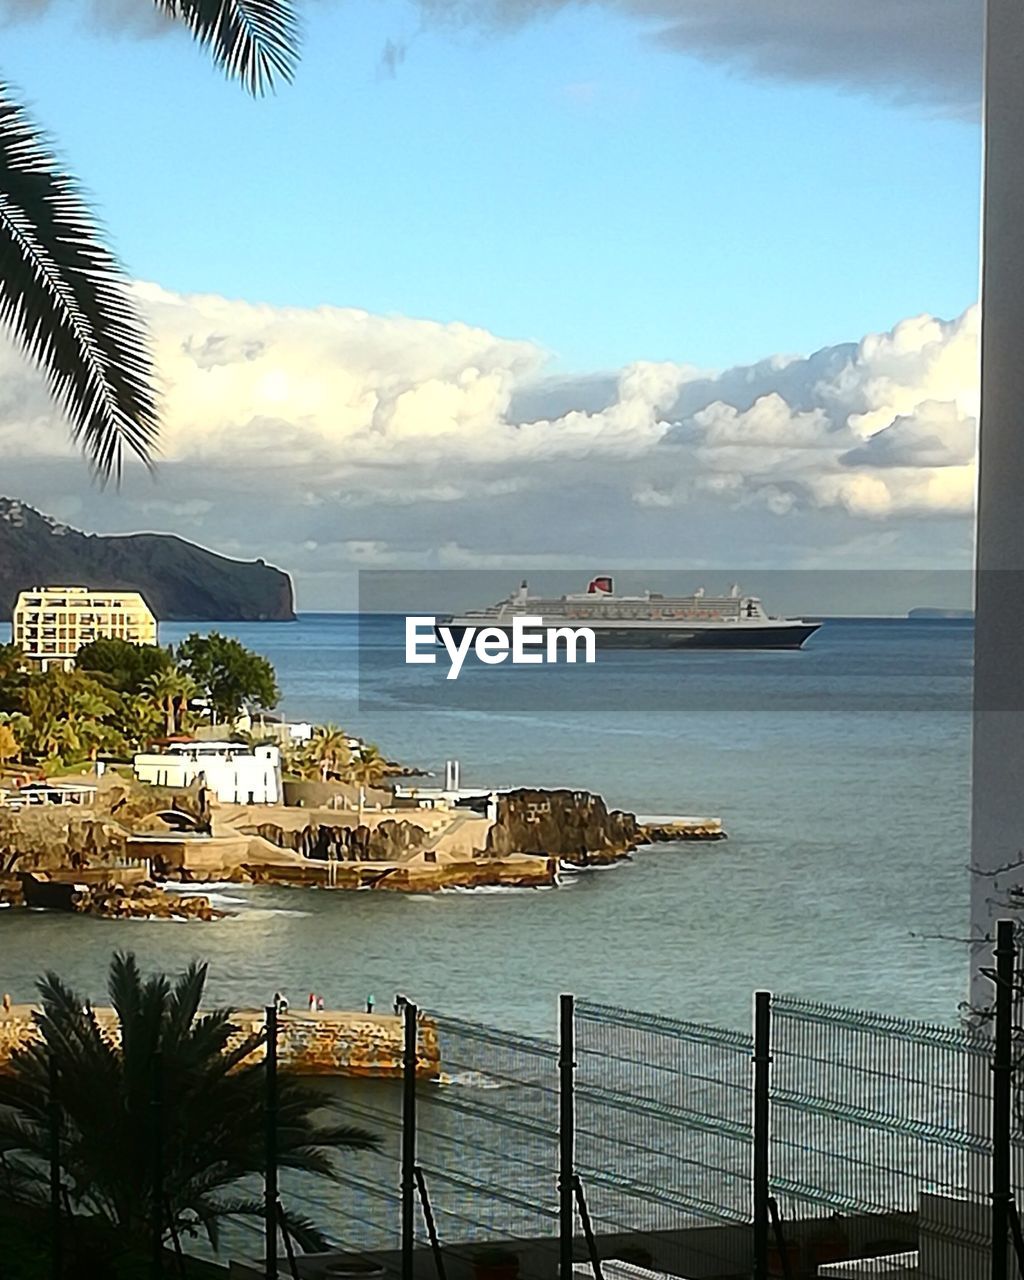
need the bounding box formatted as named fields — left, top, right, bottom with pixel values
left=0, top=614, right=972, bottom=1035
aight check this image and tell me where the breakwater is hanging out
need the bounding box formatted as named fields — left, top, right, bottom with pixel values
left=0, top=1007, right=441, bottom=1079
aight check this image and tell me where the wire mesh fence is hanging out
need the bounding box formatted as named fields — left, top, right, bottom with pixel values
left=574, top=1000, right=755, bottom=1280
left=411, top=1012, right=562, bottom=1280
left=256, top=980, right=1011, bottom=1280
left=35, top=936, right=1004, bottom=1280
left=768, top=996, right=994, bottom=1278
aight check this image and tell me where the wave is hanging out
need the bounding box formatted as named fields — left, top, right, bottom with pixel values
left=232, top=907, right=312, bottom=920
left=436, top=1069, right=510, bottom=1090
left=437, top=883, right=558, bottom=895
left=157, top=880, right=255, bottom=894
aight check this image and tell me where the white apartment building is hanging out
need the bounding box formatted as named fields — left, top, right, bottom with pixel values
left=133, top=741, right=282, bottom=805
left=13, top=586, right=157, bottom=670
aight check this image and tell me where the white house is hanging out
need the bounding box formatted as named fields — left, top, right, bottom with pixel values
left=133, top=741, right=282, bottom=805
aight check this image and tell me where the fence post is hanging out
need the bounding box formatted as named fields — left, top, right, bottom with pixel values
left=753, top=991, right=771, bottom=1280
left=266, top=1003, right=279, bottom=1280
left=402, top=1002, right=419, bottom=1280
left=559, top=993, right=576, bottom=1280
left=150, top=1049, right=164, bottom=1280
left=49, top=1054, right=62, bottom=1280
left=993, top=919, right=1015, bottom=1280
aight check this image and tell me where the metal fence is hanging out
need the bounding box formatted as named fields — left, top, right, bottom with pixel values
left=35, top=926, right=1022, bottom=1280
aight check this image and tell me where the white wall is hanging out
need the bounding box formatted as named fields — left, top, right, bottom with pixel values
left=134, top=745, right=282, bottom=804
left=970, top=0, right=1024, bottom=1004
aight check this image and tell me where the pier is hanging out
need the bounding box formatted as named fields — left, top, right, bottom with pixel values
left=0, top=1005, right=441, bottom=1079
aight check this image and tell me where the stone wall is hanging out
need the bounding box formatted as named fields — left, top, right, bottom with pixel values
left=0, top=1007, right=440, bottom=1080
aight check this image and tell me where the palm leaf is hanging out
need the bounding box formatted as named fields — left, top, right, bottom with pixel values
left=154, top=0, right=301, bottom=95
left=0, top=88, right=159, bottom=482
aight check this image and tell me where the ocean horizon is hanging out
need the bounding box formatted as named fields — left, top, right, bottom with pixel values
left=0, top=614, right=971, bottom=1035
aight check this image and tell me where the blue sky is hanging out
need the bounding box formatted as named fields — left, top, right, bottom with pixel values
left=2, top=0, right=980, bottom=372
left=0, top=0, right=986, bottom=604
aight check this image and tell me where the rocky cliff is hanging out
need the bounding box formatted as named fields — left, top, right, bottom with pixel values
left=0, top=499, right=294, bottom=621
left=486, top=789, right=643, bottom=863
left=249, top=819, right=431, bottom=862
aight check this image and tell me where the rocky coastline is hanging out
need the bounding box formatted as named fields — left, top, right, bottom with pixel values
left=0, top=775, right=724, bottom=918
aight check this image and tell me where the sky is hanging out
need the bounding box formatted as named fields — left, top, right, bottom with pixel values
left=0, top=0, right=986, bottom=609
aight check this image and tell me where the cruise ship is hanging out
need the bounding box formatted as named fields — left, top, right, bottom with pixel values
left=439, top=577, right=820, bottom=650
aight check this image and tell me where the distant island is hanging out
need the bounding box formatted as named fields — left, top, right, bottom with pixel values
left=0, top=499, right=294, bottom=622
left=907, top=607, right=974, bottom=620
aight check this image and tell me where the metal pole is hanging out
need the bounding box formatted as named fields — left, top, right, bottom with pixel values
left=150, top=1049, right=164, bottom=1280
left=266, top=1003, right=279, bottom=1280
left=277, top=1201, right=300, bottom=1280
left=559, top=993, right=575, bottom=1280
left=414, top=1165, right=449, bottom=1280
left=402, top=1002, right=419, bottom=1280
left=993, top=920, right=1015, bottom=1280
left=572, top=1175, right=604, bottom=1280
left=753, top=991, right=772, bottom=1280
left=48, top=1054, right=62, bottom=1280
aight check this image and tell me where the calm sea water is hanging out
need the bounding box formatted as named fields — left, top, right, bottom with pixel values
left=0, top=615, right=972, bottom=1034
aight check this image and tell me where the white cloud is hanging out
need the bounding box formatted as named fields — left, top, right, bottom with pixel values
left=0, top=285, right=980, bottom=606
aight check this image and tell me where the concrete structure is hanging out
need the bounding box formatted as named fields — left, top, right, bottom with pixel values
left=969, top=1, right=1024, bottom=1000
left=0, top=1004, right=440, bottom=1080
left=12, top=585, right=157, bottom=670
left=133, top=740, right=283, bottom=804
left=818, top=1193, right=1014, bottom=1279
left=4, top=781, right=97, bottom=808
left=393, top=758, right=502, bottom=817
left=238, top=712, right=315, bottom=744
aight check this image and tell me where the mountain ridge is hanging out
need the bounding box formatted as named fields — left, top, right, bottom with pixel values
left=0, top=499, right=295, bottom=622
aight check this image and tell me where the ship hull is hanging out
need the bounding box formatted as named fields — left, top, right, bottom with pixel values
left=435, top=621, right=820, bottom=650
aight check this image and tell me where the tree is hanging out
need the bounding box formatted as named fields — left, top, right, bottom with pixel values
left=347, top=742, right=389, bottom=788
left=0, top=952, right=379, bottom=1261
left=144, top=668, right=198, bottom=737
left=298, top=724, right=352, bottom=782
left=122, top=693, right=165, bottom=752
left=20, top=668, right=125, bottom=763
left=1, top=2, right=300, bottom=481
left=0, top=642, right=28, bottom=715
left=76, top=637, right=171, bottom=695
left=175, top=633, right=279, bottom=724
left=0, top=720, right=19, bottom=765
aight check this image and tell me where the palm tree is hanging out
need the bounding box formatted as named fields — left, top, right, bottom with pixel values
left=299, top=724, right=352, bottom=782
left=144, top=668, right=197, bottom=737
left=1, top=1, right=300, bottom=481
left=124, top=692, right=165, bottom=750
left=347, top=742, right=390, bottom=789
left=0, top=952, right=378, bottom=1259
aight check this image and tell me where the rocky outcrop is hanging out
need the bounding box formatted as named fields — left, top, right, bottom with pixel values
left=248, top=819, right=431, bottom=862
left=0, top=497, right=294, bottom=621
left=486, top=789, right=642, bottom=864
left=0, top=809, right=130, bottom=876
left=641, top=819, right=726, bottom=843
left=75, top=883, right=226, bottom=921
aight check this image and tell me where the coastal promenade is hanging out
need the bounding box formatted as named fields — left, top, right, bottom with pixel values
left=0, top=1004, right=441, bottom=1079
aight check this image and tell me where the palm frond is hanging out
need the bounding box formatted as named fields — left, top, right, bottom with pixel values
left=0, top=88, right=159, bottom=482
left=154, top=0, right=300, bottom=95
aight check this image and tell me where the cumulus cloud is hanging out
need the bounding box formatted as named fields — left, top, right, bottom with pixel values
left=413, top=0, right=982, bottom=112
left=0, top=285, right=980, bottom=606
